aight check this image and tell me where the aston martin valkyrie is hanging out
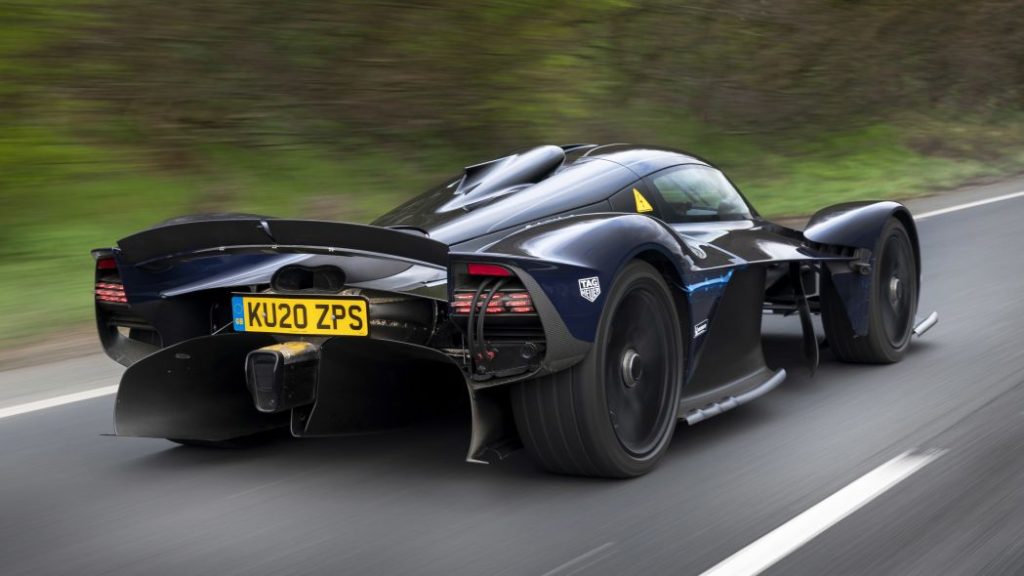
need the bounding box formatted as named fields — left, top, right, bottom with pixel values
left=92, top=144, right=937, bottom=477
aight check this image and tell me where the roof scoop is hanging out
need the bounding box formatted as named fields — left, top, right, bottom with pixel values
left=439, top=145, right=566, bottom=212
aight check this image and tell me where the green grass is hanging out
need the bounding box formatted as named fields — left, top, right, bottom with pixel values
left=3, top=117, right=1023, bottom=346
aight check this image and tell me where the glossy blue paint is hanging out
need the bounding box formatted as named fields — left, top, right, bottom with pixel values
left=376, top=158, right=639, bottom=245
left=452, top=212, right=747, bottom=383
left=471, top=212, right=694, bottom=343
left=677, top=267, right=740, bottom=377
left=116, top=252, right=294, bottom=305
left=683, top=270, right=733, bottom=293
left=804, top=201, right=914, bottom=250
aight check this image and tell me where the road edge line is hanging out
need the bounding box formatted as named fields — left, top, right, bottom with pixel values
left=915, top=190, right=1024, bottom=220
left=699, top=449, right=945, bottom=576
left=0, top=385, right=119, bottom=420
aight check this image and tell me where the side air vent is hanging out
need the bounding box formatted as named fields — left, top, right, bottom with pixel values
left=439, top=145, right=566, bottom=212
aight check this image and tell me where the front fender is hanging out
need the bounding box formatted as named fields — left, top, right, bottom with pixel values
left=804, top=201, right=919, bottom=261
left=804, top=200, right=921, bottom=335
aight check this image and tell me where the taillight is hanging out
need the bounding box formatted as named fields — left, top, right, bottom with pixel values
left=94, top=251, right=126, bottom=304
left=504, top=291, right=534, bottom=313
left=452, top=265, right=545, bottom=380
left=466, top=263, right=513, bottom=277
left=451, top=290, right=535, bottom=315
left=95, top=281, right=128, bottom=304
left=96, top=256, right=118, bottom=270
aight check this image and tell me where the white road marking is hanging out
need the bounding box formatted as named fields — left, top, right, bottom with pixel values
left=0, top=385, right=118, bottom=420
left=540, top=541, right=616, bottom=576
left=700, top=449, right=945, bottom=576
left=915, top=190, right=1024, bottom=220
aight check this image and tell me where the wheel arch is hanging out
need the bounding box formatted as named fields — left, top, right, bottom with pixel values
left=806, top=201, right=921, bottom=335
left=475, top=212, right=695, bottom=346
left=804, top=200, right=921, bottom=282
left=633, top=248, right=692, bottom=351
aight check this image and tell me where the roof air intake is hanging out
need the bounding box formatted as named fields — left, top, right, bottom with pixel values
left=439, top=145, right=566, bottom=212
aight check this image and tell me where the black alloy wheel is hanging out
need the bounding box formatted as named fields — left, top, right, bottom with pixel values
left=603, top=284, right=676, bottom=457
left=512, top=260, right=684, bottom=478
left=877, top=230, right=916, bottom=349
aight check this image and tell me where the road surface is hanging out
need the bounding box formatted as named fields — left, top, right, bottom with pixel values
left=1, top=181, right=1022, bottom=575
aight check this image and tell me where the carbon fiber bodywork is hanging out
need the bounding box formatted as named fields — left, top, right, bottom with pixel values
left=94, top=143, right=927, bottom=464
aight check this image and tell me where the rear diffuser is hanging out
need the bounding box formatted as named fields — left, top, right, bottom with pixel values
left=115, top=333, right=288, bottom=441
left=292, top=337, right=467, bottom=436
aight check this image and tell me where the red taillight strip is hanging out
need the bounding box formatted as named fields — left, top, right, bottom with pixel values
left=95, top=282, right=127, bottom=304
left=451, top=290, right=535, bottom=315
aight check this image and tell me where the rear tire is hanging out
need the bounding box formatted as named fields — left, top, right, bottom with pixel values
left=512, top=261, right=683, bottom=478
left=821, top=218, right=918, bottom=364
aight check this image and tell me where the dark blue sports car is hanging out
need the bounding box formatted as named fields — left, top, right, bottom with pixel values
left=92, top=144, right=937, bottom=477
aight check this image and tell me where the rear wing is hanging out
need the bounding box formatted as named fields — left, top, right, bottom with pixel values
left=116, top=219, right=449, bottom=269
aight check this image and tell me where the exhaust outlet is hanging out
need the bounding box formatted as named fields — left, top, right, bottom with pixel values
left=245, top=341, right=319, bottom=413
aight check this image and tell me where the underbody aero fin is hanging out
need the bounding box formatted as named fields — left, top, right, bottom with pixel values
left=913, top=311, right=938, bottom=337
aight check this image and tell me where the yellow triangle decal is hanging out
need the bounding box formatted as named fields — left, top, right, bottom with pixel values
left=633, top=188, right=653, bottom=213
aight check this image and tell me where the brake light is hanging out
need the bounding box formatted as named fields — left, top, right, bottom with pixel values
left=467, top=263, right=512, bottom=277
left=96, top=256, right=118, bottom=270
left=451, top=290, right=535, bottom=315
left=503, top=291, right=535, bottom=313
left=95, top=281, right=128, bottom=304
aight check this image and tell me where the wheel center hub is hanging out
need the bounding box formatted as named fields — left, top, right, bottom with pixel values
left=621, top=349, right=643, bottom=388
left=889, top=276, right=902, bottom=308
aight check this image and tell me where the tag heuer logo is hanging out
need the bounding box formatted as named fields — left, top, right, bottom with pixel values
left=578, top=276, right=601, bottom=302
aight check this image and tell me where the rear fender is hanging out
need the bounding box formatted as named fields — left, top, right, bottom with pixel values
left=451, top=213, right=694, bottom=371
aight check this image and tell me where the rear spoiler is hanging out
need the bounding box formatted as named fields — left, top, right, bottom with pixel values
left=116, top=219, right=449, bottom=269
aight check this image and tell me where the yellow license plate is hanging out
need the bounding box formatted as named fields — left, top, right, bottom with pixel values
left=231, top=295, right=369, bottom=336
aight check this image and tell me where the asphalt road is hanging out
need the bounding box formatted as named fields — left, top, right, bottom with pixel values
left=1, top=185, right=1023, bottom=575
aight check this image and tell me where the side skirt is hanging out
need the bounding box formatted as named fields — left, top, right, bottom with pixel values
left=677, top=266, right=785, bottom=424
left=679, top=368, right=786, bottom=425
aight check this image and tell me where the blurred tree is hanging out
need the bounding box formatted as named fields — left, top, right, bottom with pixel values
left=4, top=0, right=1024, bottom=159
